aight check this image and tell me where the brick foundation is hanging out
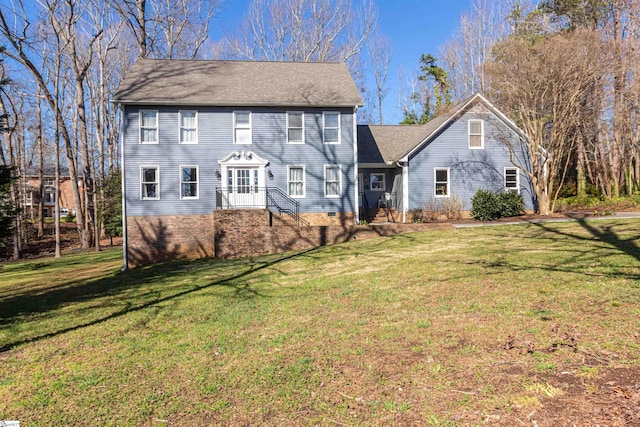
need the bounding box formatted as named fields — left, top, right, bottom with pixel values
left=126, top=214, right=215, bottom=267
left=212, top=209, right=451, bottom=259
left=126, top=210, right=452, bottom=266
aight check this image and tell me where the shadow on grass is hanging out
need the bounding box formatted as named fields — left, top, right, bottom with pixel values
left=0, top=247, right=322, bottom=353
left=472, top=219, right=640, bottom=281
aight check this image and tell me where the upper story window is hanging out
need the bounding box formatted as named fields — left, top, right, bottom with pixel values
left=43, top=178, right=54, bottom=186
left=180, top=166, right=199, bottom=199
left=468, top=119, right=484, bottom=149
left=505, top=168, right=519, bottom=193
left=140, top=110, right=158, bottom=144
left=323, top=112, right=340, bottom=144
left=179, top=110, right=197, bottom=144
left=370, top=173, right=385, bottom=191
left=287, top=166, right=305, bottom=197
left=141, top=166, right=160, bottom=200
left=324, top=165, right=342, bottom=197
left=434, top=167, right=450, bottom=197
left=287, top=112, right=304, bottom=144
left=234, top=111, right=251, bottom=144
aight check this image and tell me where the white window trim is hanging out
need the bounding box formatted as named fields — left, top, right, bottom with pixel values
left=468, top=119, right=484, bottom=149
left=324, top=164, right=342, bottom=198
left=139, top=110, right=159, bottom=144
left=323, top=111, right=341, bottom=144
left=504, top=167, right=520, bottom=194
left=140, top=165, right=160, bottom=200
left=369, top=173, right=386, bottom=192
left=434, top=167, right=450, bottom=198
left=234, top=111, right=252, bottom=145
left=179, top=165, right=199, bottom=200
left=179, top=110, right=198, bottom=144
left=286, top=111, right=305, bottom=144
left=287, top=165, right=306, bottom=198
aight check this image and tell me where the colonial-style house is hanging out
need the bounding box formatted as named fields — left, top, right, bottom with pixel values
left=113, top=59, right=533, bottom=265
left=113, top=59, right=363, bottom=265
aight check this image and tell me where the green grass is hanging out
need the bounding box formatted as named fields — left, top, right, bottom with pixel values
left=1, top=219, right=639, bottom=425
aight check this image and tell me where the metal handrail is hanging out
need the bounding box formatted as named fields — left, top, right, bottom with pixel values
left=215, top=187, right=309, bottom=227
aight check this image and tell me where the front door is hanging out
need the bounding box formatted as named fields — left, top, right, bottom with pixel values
left=227, top=167, right=265, bottom=207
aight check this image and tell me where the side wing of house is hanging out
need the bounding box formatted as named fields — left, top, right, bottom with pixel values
left=406, top=103, right=535, bottom=213
left=123, top=105, right=357, bottom=225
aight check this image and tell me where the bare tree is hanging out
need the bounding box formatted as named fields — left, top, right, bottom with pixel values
left=220, top=0, right=377, bottom=63
left=367, top=33, right=391, bottom=124
left=0, top=1, right=94, bottom=249
left=439, top=0, right=538, bottom=101
left=486, top=29, right=601, bottom=215
left=110, top=0, right=221, bottom=59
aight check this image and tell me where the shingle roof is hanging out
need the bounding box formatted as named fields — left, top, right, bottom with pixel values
left=357, top=124, right=425, bottom=164
left=24, top=165, right=71, bottom=177
left=112, top=59, right=364, bottom=107
left=358, top=93, right=522, bottom=164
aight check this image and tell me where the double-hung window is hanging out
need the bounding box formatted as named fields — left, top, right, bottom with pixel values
left=287, top=166, right=305, bottom=197
left=287, top=112, right=304, bottom=144
left=323, top=112, right=340, bottom=144
left=140, top=110, right=158, bottom=144
left=468, top=119, right=484, bottom=149
left=180, top=166, right=199, bottom=199
left=141, top=166, right=160, bottom=200
left=234, top=111, right=251, bottom=144
left=324, top=165, right=342, bottom=197
left=434, top=168, right=450, bottom=197
left=179, top=111, right=197, bottom=144
left=370, top=173, right=385, bottom=191
left=505, top=168, right=519, bottom=193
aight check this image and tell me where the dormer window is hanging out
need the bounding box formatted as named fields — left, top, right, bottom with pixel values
left=468, top=119, right=484, bottom=149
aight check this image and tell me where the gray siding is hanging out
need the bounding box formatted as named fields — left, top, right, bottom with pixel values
left=358, top=167, right=400, bottom=209
left=124, top=106, right=356, bottom=216
left=407, top=105, right=535, bottom=211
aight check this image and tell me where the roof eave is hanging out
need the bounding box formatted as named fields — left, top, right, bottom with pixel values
left=111, top=99, right=363, bottom=108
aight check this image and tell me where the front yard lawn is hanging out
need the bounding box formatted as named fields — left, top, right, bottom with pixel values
left=1, top=219, right=639, bottom=425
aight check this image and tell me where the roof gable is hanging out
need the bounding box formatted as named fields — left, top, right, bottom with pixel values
left=112, top=59, right=363, bottom=108
left=358, top=93, right=526, bottom=165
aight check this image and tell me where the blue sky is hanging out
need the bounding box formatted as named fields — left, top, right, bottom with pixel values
left=209, top=0, right=472, bottom=124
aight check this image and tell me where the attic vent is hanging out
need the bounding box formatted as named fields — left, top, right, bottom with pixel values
left=327, top=212, right=336, bottom=217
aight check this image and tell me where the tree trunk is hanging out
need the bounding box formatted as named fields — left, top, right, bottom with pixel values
left=37, top=90, right=44, bottom=237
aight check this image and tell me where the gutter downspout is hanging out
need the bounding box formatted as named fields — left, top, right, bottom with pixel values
left=120, top=105, right=128, bottom=271
left=353, top=107, right=359, bottom=225
left=396, top=160, right=409, bottom=223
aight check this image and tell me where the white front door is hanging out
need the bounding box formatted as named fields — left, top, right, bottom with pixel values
left=218, top=150, right=269, bottom=209
left=226, top=167, right=265, bottom=207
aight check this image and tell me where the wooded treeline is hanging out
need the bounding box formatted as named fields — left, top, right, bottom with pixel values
left=1, top=0, right=639, bottom=258
left=0, top=0, right=225, bottom=259
left=401, top=0, right=640, bottom=214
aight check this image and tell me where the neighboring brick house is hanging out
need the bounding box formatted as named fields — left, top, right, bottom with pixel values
left=23, top=166, right=82, bottom=218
